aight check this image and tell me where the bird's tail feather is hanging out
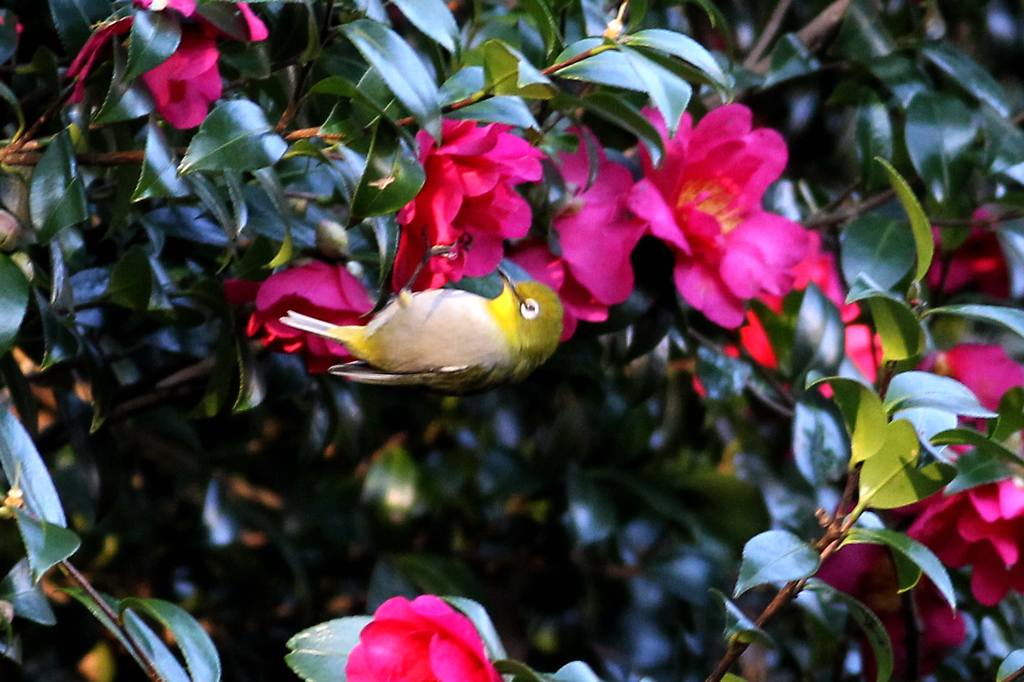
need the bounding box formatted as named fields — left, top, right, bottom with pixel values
left=280, top=310, right=344, bottom=339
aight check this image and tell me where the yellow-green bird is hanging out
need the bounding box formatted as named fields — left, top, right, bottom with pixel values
left=279, top=276, right=563, bottom=393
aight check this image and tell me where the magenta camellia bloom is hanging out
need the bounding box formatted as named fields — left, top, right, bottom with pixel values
left=141, top=26, right=222, bottom=130
left=225, top=261, right=372, bottom=374
left=818, top=544, right=965, bottom=678
left=66, top=18, right=133, bottom=103
left=393, top=120, right=544, bottom=291
left=629, top=104, right=809, bottom=328
left=927, top=209, right=1009, bottom=298
left=346, top=595, right=501, bottom=682
left=509, top=136, right=644, bottom=339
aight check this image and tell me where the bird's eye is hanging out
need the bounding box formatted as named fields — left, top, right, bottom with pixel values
left=520, top=299, right=540, bottom=320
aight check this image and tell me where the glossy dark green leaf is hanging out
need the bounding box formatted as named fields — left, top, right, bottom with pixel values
left=840, top=215, right=914, bottom=291
left=696, top=345, right=751, bottom=401
left=0, top=559, right=55, bottom=625
left=922, top=42, right=1010, bottom=117
left=944, top=448, right=1016, bottom=495
left=846, top=275, right=923, bottom=361
left=0, top=404, right=66, bottom=526
left=48, top=0, right=112, bottom=52
left=885, top=371, right=997, bottom=419
left=94, top=39, right=154, bottom=123
left=231, top=335, right=265, bottom=414
left=832, top=0, right=894, bottom=60
left=763, top=33, right=821, bottom=88
left=854, top=90, right=893, bottom=188
left=180, top=100, right=287, bottom=173
left=579, top=91, right=664, bottom=164
left=733, top=530, right=819, bottom=597
left=623, top=28, right=729, bottom=91
left=448, top=96, right=539, bottom=129
left=903, top=92, right=976, bottom=205
left=858, top=419, right=947, bottom=510
left=556, top=45, right=643, bottom=91
left=619, top=46, right=692, bottom=134
left=351, top=124, right=425, bottom=218
left=998, top=650, right=1024, bottom=682
left=792, top=398, right=850, bottom=486
left=567, top=468, right=616, bottom=545
left=107, top=246, right=153, bottom=311
left=711, top=589, right=776, bottom=648
left=482, top=40, right=556, bottom=99
left=122, top=609, right=192, bottom=682
left=893, top=407, right=957, bottom=460
left=520, top=0, right=561, bottom=56
left=925, top=304, right=1024, bottom=343
left=285, top=617, right=372, bottom=681
left=874, top=157, right=933, bottom=282
left=993, top=388, right=1024, bottom=443
left=494, top=659, right=548, bottom=682
left=843, top=528, right=955, bottom=609
left=866, top=54, right=930, bottom=110
left=133, top=120, right=190, bottom=201
left=552, top=661, right=603, bottom=682
left=804, top=579, right=893, bottom=682
left=121, top=598, right=221, bottom=682
left=792, top=284, right=844, bottom=377
left=391, top=0, right=458, bottom=52
left=0, top=254, right=28, bottom=355
left=982, top=108, right=1024, bottom=186
left=341, top=19, right=441, bottom=140
left=443, top=596, right=508, bottom=660
left=29, top=129, right=88, bottom=243
left=126, top=9, right=180, bottom=81
left=14, top=510, right=80, bottom=583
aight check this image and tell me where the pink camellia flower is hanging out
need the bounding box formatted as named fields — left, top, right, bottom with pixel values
left=905, top=343, right=1024, bottom=605
left=927, top=210, right=1009, bottom=298
left=629, top=104, right=810, bottom=328
left=818, top=544, right=965, bottom=678
left=141, top=26, right=222, bottom=129
left=508, top=136, right=644, bottom=339
left=346, top=595, right=501, bottom=682
left=65, top=2, right=267, bottom=128
left=392, top=120, right=543, bottom=291
left=225, top=261, right=372, bottom=374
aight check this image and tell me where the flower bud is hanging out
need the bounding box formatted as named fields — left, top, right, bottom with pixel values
left=0, top=210, right=20, bottom=250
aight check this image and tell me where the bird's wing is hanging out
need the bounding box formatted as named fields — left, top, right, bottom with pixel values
left=328, top=361, right=492, bottom=393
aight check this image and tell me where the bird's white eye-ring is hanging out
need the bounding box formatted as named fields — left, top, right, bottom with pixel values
left=520, top=299, right=540, bottom=319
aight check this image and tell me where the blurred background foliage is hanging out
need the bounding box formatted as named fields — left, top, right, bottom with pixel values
left=2, top=0, right=1024, bottom=681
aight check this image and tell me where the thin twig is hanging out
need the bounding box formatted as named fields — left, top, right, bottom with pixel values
left=804, top=189, right=894, bottom=229
left=750, top=0, right=851, bottom=74
left=743, top=0, right=794, bottom=69
left=275, top=0, right=336, bottom=133
left=60, top=560, right=164, bottom=682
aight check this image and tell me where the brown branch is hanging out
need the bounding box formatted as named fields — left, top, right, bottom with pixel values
left=804, top=189, right=894, bottom=229
left=750, top=0, right=852, bottom=74
left=743, top=0, right=794, bottom=69
left=60, top=560, right=164, bottom=682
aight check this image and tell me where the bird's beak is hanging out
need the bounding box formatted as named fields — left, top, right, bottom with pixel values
left=497, top=267, right=526, bottom=306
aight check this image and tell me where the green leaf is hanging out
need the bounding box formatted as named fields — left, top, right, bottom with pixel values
left=0, top=9, right=18, bottom=64
left=839, top=216, right=914, bottom=291
left=993, top=388, right=1024, bottom=443
left=0, top=559, right=55, bottom=625
left=391, top=0, right=458, bottom=52
left=520, top=0, right=561, bottom=57
left=448, top=96, right=539, bottom=130
left=854, top=88, right=893, bottom=189
left=29, top=129, right=88, bottom=242
left=711, top=589, right=776, bottom=648
left=921, top=42, right=1010, bottom=117
left=792, top=397, right=850, bottom=486
left=0, top=254, right=28, bottom=356
left=792, top=284, right=844, bottom=377
left=858, top=419, right=947, bottom=510
left=94, top=40, right=154, bottom=124
left=804, top=579, right=893, bottom=682
left=133, top=120, right=190, bottom=201
left=893, top=407, right=957, bottom=460
left=867, top=54, right=930, bottom=110
left=48, top=0, right=112, bottom=52
left=619, top=46, right=692, bottom=135
left=341, top=19, right=441, bottom=140
left=763, top=33, right=821, bottom=88
left=566, top=468, right=615, bottom=545
left=903, top=92, right=976, bottom=205
left=944, top=448, right=1016, bottom=495
left=809, top=377, right=888, bottom=463
left=120, top=598, right=221, bottom=682
left=623, top=29, right=729, bottom=92
left=982, top=108, right=1024, bottom=186
left=696, top=345, right=751, bottom=401
left=846, top=275, right=923, bottom=361
left=126, top=9, right=181, bottom=81
left=285, top=616, right=372, bottom=682
left=351, top=124, right=425, bottom=219
left=555, top=45, right=642, bottom=91
left=482, top=40, right=556, bottom=99
left=552, top=661, right=603, bottom=682
left=998, top=650, right=1024, bottom=682
left=122, top=609, right=192, bottom=682
left=579, top=91, right=664, bottom=165
left=443, top=596, right=508, bottom=660
left=14, top=510, right=80, bottom=583
left=0, top=404, right=66, bottom=526
left=885, top=371, right=997, bottom=419
left=106, top=246, right=153, bottom=311
left=734, top=530, right=820, bottom=598
left=179, top=100, right=287, bottom=173
left=874, top=157, right=933, bottom=282
left=843, top=528, right=956, bottom=609
left=925, top=304, right=1024, bottom=343
left=494, top=659, right=548, bottom=682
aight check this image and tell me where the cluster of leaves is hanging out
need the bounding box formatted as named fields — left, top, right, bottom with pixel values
left=2, top=0, right=1024, bottom=681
